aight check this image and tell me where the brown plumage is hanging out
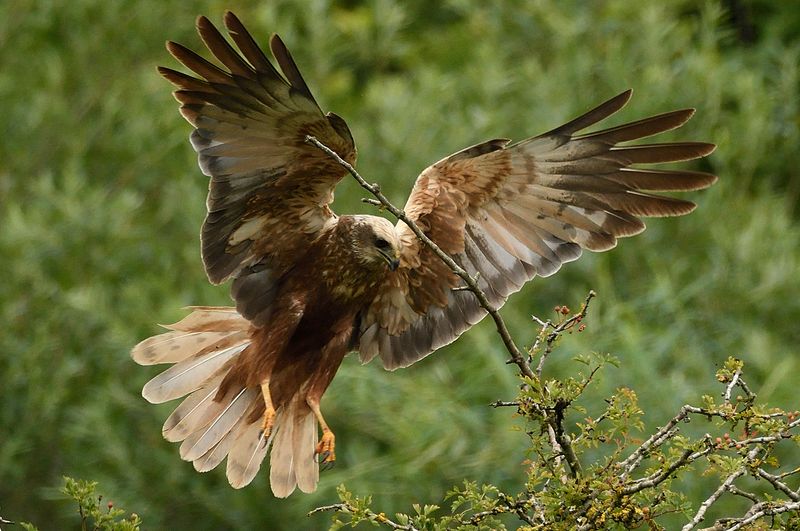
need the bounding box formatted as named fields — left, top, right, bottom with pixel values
left=132, top=11, right=717, bottom=496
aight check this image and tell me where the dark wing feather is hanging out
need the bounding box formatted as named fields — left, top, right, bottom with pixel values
left=161, top=12, right=356, bottom=325
left=359, top=91, right=716, bottom=369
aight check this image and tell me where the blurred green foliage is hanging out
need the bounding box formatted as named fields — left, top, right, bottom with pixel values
left=1, top=0, right=798, bottom=529
left=21, top=477, right=141, bottom=531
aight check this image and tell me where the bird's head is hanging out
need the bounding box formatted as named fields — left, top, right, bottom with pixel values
left=350, top=215, right=401, bottom=272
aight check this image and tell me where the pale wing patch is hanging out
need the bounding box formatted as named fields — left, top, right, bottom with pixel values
left=229, top=217, right=267, bottom=245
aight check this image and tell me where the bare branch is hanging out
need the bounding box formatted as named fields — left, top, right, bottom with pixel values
left=307, top=503, right=345, bottom=516
left=755, top=468, right=800, bottom=501
left=778, top=466, right=800, bottom=479
left=736, top=377, right=755, bottom=401
left=453, top=272, right=481, bottom=292
left=726, top=485, right=759, bottom=503
left=489, top=400, right=520, bottom=408
left=727, top=417, right=800, bottom=447
left=683, top=471, right=746, bottom=531
left=682, top=446, right=761, bottom=531
left=711, top=501, right=800, bottom=531
left=361, top=197, right=383, bottom=207
left=624, top=443, right=713, bottom=495
left=722, top=368, right=742, bottom=403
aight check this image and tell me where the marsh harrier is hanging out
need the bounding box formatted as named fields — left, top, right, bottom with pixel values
left=132, top=11, right=717, bottom=497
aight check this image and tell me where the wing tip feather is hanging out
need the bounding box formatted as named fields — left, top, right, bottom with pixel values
left=196, top=14, right=212, bottom=29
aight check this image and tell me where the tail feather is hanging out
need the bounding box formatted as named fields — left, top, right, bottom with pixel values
left=132, top=329, right=242, bottom=365
left=141, top=342, right=248, bottom=403
left=193, top=413, right=244, bottom=472
left=180, top=387, right=258, bottom=461
left=227, top=411, right=271, bottom=488
left=133, top=307, right=322, bottom=494
left=166, top=305, right=252, bottom=332
left=292, top=403, right=319, bottom=493
left=162, top=374, right=225, bottom=442
left=269, top=406, right=296, bottom=497
left=269, top=395, right=319, bottom=497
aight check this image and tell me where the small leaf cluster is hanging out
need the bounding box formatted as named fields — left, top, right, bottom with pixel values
left=20, top=477, right=140, bottom=531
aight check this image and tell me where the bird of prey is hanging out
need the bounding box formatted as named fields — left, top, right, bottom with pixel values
left=132, top=11, right=717, bottom=497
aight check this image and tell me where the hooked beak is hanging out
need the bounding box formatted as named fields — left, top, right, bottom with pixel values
left=379, top=249, right=400, bottom=271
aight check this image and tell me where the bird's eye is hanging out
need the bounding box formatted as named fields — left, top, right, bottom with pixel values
left=375, top=238, right=390, bottom=249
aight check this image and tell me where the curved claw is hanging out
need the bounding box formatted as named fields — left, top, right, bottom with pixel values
left=320, top=458, right=336, bottom=472
left=315, top=429, right=336, bottom=468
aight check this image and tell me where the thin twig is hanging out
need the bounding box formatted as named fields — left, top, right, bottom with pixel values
left=308, top=503, right=419, bottom=531
left=712, top=500, right=800, bottom=531
left=489, top=400, right=520, bottom=408
left=684, top=470, right=746, bottom=531
left=307, top=503, right=344, bottom=516
left=736, top=377, right=755, bottom=400
left=727, top=417, right=800, bottom=447
left=618, top=405, right=695, bottom=476
left=755, top=468, right=800, bottom=501
left=532, top=319, right=552, bottom=378
left=546, top=423, right=568, bottom=482
left=533, top=291, right=596, bottom=378
left=726, top=485, right=759, bottom=503
left=682, top=446, right=761, bottom=531
left=461, top=492, right=544, bottom=527
left=361, top=197, right=384, bottom=207
left=528, top=315, right=553, bottom=360
left=624, top=443, right=714, bottom=495
left=723, top=368, right=742, bottom=403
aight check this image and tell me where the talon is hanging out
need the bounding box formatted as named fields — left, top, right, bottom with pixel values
left=258, top=430, right=269, bottom=448
left=315, top=429, right=336, bottom=467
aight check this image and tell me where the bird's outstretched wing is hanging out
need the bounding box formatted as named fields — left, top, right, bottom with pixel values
left=160, top=12, right=356, bottom=325
left=359, top=90, right=717, bottom=369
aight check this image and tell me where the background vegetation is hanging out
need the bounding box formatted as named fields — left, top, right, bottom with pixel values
left=1, top=0, right=798, bottom=529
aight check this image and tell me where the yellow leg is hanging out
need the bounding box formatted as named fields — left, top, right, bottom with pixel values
left=307, top=397, right=336, bottom=467
left=260, top=381, right=276, bottom=439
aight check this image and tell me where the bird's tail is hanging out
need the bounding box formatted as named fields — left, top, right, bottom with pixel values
left=131, top=306, right=319, bottom=495
left=268, top=391, right=319, bottom=497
